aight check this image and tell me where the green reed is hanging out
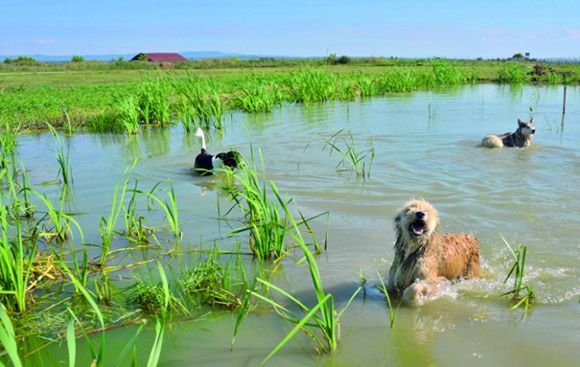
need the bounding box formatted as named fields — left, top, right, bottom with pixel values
left=35, top=190, right=82, bottom=243
left=137, top=79, right=171, bottom=126
left=182, top=246, right=244, bottom=308
left=232, top=77, right=282, bottom=113
left=138, top=185, right=181, bottom=238
left=0, top=303, right=22, bottom=367
left=376, top=270, right=399, bottom=328
left=239, top=187, right=361, bottom=363
left=45, top=122, right=74, bottom=186
left=99, top=177, right=130, bottom=265
left=124, top=180, right=151, bottom=244
left=285, top=69, right=337, bottom=103
left=377, top=68, right=419, bottom=93
left=116, top=95, right=141, bottom=134
left=324, top=129, right=375, bottom=179
left=0, top=123, right=17, bottom=170
left=498, top=62, right=530, bottom=84
left=222, top=154, right=327, bottom=260
left=501, top=237, right=535, bottom=311
left=0, top=190, right=36, bottom=313
left=174, top=76, right=224, bottom=130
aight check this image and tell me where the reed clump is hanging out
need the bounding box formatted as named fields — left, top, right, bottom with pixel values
left=501, top=237, right=536, bottom=311
left=324, top=129, right=375, bottom=179
left=221, top=153, right=327, bottom=260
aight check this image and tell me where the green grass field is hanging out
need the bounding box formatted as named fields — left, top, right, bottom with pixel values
left=0, top=58, right=578, bottom=132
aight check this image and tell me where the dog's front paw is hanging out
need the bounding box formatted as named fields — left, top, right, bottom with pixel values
left=402, top=282, right=431, bottom=305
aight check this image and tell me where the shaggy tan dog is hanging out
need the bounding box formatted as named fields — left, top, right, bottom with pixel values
left=387, top=199, right=480, bottom=304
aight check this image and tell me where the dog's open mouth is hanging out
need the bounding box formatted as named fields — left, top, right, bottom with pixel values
left=410, top=220, right=426, bottom=236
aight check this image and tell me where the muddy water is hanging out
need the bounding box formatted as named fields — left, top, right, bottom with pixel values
left=18, top=84, right=580, bottom=366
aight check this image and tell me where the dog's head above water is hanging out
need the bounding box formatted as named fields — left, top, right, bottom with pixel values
left=517, top=118, right=536, bottom=137
left=394, top=199, right=440, bottom=247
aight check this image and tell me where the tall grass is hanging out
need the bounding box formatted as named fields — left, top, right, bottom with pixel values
left=0, top=303, right=22, bottom=367
left=285, top=69, right=337, bottom=103
left=236, top=185, right=361, bottom=363
left=498, top=62, right=530, bottom=84
left=324, top=129, right=375, bottom=179
left=0, top=123, right=17, bottom=170
left=174, top=76, right=224, bottom=130
left=0, top=187, right=36, bottom=313
left=182, top=246, right=244, bottom=308
left=232, top=77, right=282, bottom=113
left=501, top=237, right=535, bottom=311
left=221, top=154, right=327, bottom=260
left=137, top=79, right=171, bottom=126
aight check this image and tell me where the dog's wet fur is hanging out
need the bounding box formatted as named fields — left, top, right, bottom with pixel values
left=387, top=199, right=480, bottom=304
left=481, top=118, right=536, bottom=148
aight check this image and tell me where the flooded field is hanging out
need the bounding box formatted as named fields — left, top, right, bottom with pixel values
left=11, top=84, right=580, bottom=366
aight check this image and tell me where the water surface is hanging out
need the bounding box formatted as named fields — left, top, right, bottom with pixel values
left=17, top=84, right=580, bottom=366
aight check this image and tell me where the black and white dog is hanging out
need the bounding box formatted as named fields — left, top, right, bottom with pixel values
left=481, top=118, right=536, bottom=148
left=194, top=128, right=239, bottom=175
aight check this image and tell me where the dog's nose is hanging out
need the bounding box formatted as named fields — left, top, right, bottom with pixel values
left=415, top=211, right=425, bottom=219
left=531, top=129, right=536, bottom=134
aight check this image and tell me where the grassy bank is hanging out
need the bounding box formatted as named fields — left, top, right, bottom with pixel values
left=1, top=58, right=578, bottom=133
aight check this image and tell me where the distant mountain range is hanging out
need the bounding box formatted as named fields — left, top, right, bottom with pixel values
left=0, top=51, right=289, bottom=62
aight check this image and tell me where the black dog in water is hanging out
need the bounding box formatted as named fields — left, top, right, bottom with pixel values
left=194, top=128, right=239, bottom=175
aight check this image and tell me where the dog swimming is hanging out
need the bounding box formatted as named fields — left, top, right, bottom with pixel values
left=481, top=118, right=536, bottom=148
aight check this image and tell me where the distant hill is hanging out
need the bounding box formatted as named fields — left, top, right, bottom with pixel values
left=0, top=51, right=288, bottom=62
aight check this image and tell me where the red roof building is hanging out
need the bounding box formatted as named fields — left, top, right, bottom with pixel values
left=131, top=52, right=187, bottom=62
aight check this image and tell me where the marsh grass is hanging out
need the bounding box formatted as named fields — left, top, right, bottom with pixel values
left=324, top=129, right=375, bottom=179
left=137, top=79, right=171, bottom=126
left=286, top=69, right=337, bottom=103
left=174, top=76, right=224, bottom=130
left=498, top=62, right=530, bottom=84
left=0, top=123, right=17, bottom=170
left=0, top=191, right=36, bottom=313
left=232, top=77, right=282, bottom=113
left=0, top=303, right=22, bottom=367
left=182, top=246, right=244, bottom=308
left=376, top=271, right=400, bottom=328
left=128, top=262, right=188, bottom=316
left=116, top=95, right=141, bottom=134
left=45, top=122, right=74, bottom=186
left=137, top=185, right=181, bottom=239
left=501, top=237, right=535, bottom=311
left=35, top=190, right=82, bottom=243
left=237, top=192, right=362, bottom=363
left=124, top=180, right=152, bottom=244
left=221, top=153, right=327, bottom=260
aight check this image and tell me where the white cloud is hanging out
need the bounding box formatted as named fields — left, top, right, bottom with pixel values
left=565, top=28, right=580, bottom=39
left=33, top=38, right=56, bottom=45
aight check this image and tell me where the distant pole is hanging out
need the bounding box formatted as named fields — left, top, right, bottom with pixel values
left=562, top=86, right=567, bottom=115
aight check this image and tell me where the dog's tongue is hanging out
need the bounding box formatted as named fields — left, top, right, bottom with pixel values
left=412, top=223, right=425, bottom=235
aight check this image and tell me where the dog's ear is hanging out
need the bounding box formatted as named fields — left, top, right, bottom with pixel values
left=394, top=213, right=402, bottom=226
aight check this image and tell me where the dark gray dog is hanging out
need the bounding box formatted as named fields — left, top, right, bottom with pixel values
left=481, top=118, right=536, bottom=148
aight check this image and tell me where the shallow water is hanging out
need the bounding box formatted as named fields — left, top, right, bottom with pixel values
left=16, top=84, right=580, bottom=366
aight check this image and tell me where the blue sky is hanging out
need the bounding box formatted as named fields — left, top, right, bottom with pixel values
left=1, top=0, right=579, bottom=58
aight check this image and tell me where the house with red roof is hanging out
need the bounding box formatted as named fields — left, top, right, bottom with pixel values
left=131, top=52, right=187, bottom=62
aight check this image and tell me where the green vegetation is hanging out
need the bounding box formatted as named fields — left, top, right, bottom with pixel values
left=1, top=58, right=578, bottom=133
left=0, top=137, right=340, bottom=365
left=221, top=153, right=328, bottom=260
left=324, top=129, right=375, bottom=179
left=501, top=237, right=536, bottom=311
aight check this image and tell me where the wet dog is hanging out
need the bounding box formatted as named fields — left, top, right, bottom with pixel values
left=387, top=199, right=480, bottom=304
left=481, top=118, right=535, bottom=148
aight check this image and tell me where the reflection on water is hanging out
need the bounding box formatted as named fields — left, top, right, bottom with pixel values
left=16, top=84, right=580, bottom=366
